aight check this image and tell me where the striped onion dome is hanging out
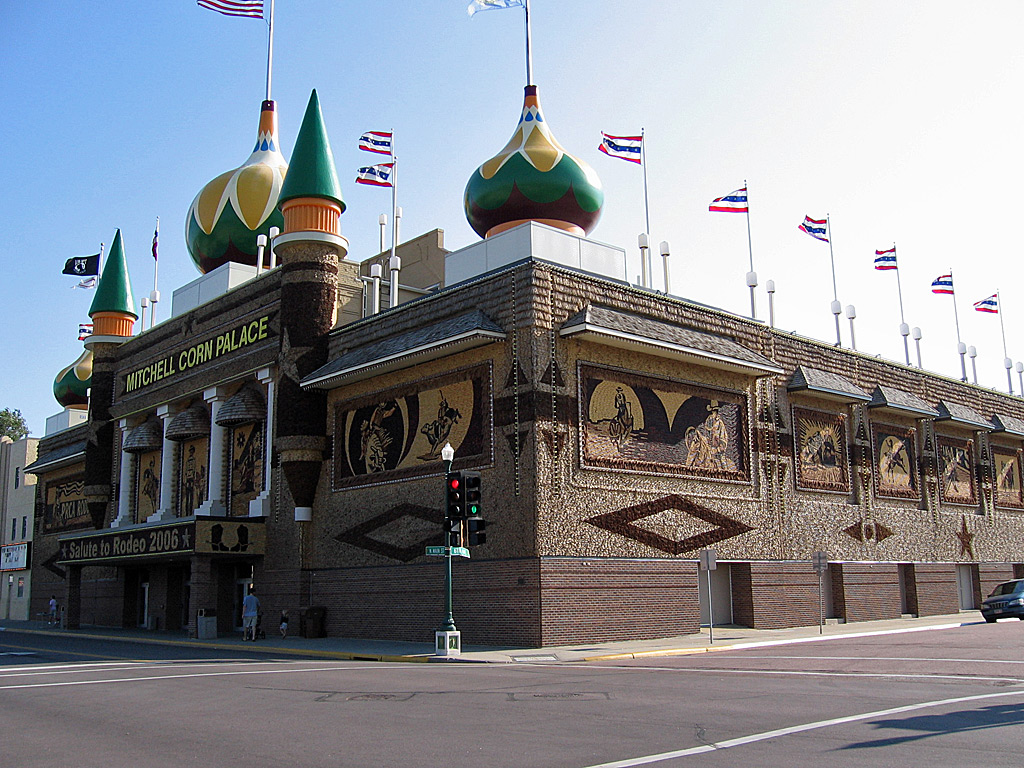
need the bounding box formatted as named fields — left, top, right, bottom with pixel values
left=186, top=100, right=288, bottom=274
left=53, top=348, right=92, bottom=409
left=464, top=86, right=603, bottom=239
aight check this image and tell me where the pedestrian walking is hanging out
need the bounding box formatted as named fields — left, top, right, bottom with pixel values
left=242, top=586, right=260, bottom=641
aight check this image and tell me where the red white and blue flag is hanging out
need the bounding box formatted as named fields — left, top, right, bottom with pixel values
left=709, top=187, right=748, bottom=213
left=798, top=216, right=828, bottom=242
left=874, top=247, right=897, bottom=270
left=974, top=294, right=999, bottom=313
left=78, top=323, right=93, bottom=341
left=152, top=219, right=159, bottom=262
left=598, top=133, right=643, bottom=164
left=359, top=131, right=393, bottom=155
left=196, top=0, right=263, bottom=18
left=931, top=274, right=954, bottom=294
left=355, top=163, right=395, bottom=187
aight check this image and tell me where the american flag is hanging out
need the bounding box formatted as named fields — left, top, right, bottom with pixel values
left=598, top=133, right=643, bottom=164
left=974, top=294, right=999, bottom=313
left=709, top=187, right=748, bottom=213
left=359, top=131, right=393, bottom=155
left=78, top=323, right=93, bottom=341
left=874, top=247, right=897, bottom=270
left=197, top=0, right=263, bottom=19
left=798, top=216, right=829, bottom=242
left=932, top=274, right=954, bottom=295
left=355, top=163, right=395, bottom=188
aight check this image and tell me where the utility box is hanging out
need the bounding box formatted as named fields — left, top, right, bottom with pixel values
left=196, top=609, right=217, bottom=640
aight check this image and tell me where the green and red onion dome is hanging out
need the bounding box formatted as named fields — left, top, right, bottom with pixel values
left=465, top=86, right=604, bottom=239
left=186, top=100, right=288, bottom=274
left=53, top=348, right=92, bottom=409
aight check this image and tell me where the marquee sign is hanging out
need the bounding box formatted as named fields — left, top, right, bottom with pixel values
left=1, top=542, right=30, bottom=571
left=121, top=313, right=276, bottom=395
left=57, top=519, right=265, bottom=565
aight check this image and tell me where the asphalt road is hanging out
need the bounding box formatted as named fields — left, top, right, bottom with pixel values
left=2, top=622, right=1023, bottom=767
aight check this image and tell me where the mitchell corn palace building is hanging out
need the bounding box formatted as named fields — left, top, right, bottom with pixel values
left=26, top=83, right=1024, bottom=647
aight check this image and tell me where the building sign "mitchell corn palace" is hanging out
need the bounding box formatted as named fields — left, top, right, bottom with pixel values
left=57, top=519, right=265, bottom=565
left=121, top=313, right=275, bottom=395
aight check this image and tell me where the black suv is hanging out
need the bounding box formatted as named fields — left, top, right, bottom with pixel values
left=981, top=579, right=1024, bottom=623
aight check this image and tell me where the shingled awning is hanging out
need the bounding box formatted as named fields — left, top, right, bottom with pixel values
left=935, top=400, right=992, bottom=430
left=302, top=309, right=506, bottom=389
left=788, top=366, right=871, bottom=403
left=559, top=305, right=783, bottom=376
left=867, top=385, right=939, bottom=418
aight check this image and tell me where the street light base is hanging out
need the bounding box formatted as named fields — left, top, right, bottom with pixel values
left=435, top=630, right=461, bottom=657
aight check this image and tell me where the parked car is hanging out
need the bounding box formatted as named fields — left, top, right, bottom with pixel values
left=981, top=579, right=1024, bottom=622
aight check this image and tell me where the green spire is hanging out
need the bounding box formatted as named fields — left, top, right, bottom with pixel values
left=278, top=89, right=345, bottom=211
left=89, top=229, right=137, bottom=319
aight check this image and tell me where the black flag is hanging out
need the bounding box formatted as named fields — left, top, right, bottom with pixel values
left=63, top=254, right=100, bottom=276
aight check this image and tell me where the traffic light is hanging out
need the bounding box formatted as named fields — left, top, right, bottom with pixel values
left=467, top=517, right=487, bottom=546
left=463, top=471, right=481, bottom=517
left=445, top=516, right=462, bottom=548
left=446, top=471, right=464, bottom=519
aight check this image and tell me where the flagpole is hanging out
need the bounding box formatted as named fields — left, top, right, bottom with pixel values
left=98, top=242, right=105, bottom=273
left=641, top=127, right=652, bottom=285
left=151, top=217, right=160, bottom=329
left=523, top=0, right=534, bottom=85
left=997, top=288, right=1013, bottom=393
left=265, top=0, right=275, bottom=101
left=744, top=179, right=756, bottom=319
left=390, top=130, right=398, bottom=307
left=826, top=214, right=841, bottom=346
left=892, top=243, right=910, bottom=365
left=949, top=268, right=967, bottom=381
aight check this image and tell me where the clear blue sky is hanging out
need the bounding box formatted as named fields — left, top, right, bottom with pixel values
left=4, top=1, right=1023, bottom=436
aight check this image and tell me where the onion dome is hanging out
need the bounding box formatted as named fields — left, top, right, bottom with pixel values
left=186, top=100, right=288, bottom=274
left=88, top=229, right=137, bottom=340
left=53, top=347, right=93, bottom=409
left=464, top=86, right=604, bottom=239
left=278, top=89, right=345, bottom=237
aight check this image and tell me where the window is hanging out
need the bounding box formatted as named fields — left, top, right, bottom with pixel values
left=14, top=467, right=20, bottom=488
left=21, top=516, right=27, bottom=539
left=17, top=577, right=24, bottom=598
left=10, top=518, right=15, bottom=540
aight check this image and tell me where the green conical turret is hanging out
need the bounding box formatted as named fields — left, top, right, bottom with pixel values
left=278, top=90, right=345, bottom=211
left=89, top=229, right=137, bottom=319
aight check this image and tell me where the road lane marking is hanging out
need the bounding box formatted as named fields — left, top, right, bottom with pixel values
left=601, top=665, right=1024, bottom=685
left=713, top=654, right=1024, bottom=665
left=580, top=688, right=1024, bottom=768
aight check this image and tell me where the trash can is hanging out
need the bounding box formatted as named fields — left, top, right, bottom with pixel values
left=196, top=608, right=217, bottom=640
left=299, top=606, right=326, bottom=638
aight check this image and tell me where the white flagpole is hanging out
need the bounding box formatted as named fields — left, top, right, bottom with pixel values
left=389, top=131, right=398, bottom=307
left=265, top=0, right=275, bottom=101
left=949, top=268, right=967, bottom=381
left=641, top=128, right=652, bottom=286
left=826, top=214, right=841, bottom=346
left=744, top=179, right=756, bottom=319
left=98, top=241, right=105, bottom=273
left=997, top=289, right=1013, bottom=393
left=892, top=243, right=910, bottom=365
left=524, top=0, right=533, bottom=85
left=150, top=217, right=160, bottom=329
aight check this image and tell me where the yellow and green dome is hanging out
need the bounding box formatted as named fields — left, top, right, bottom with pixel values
left=465, top=86, right=604, bottom=239
left=53, top=348, right=92, bottom=409
left=186, top=100, right=288, bottom=274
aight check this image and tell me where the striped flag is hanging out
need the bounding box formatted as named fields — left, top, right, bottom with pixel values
left=468, top=0, right=524, bottom=16
left=73, top=277, right=97, bottom=290
left=932, top=274, right=954, bottom=294
left=874, top=247, right=897, bottom=270
left=359, top=131, right=393, bottom=155
left=78, top=323, right=93, bottom=341
left=974, top=294, right=999, bottom=313
left=152, top=219, right=159, bottom=262
left=355, top=163, right=395, bottom=187
left=197, top=0, right=263, bottom=18
left=598, top=132, right=643, bottom=164
left=798, top=216, right=829, bottom=242
left=709, top=187, right=748, bottom=213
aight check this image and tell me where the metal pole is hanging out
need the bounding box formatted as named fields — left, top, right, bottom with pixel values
left=827, top=215, right=841, bottom=346
left=706, top=570, right=714, bottom=645
left=441, top=444, right=456, bottom=633
left=818, top=571, right=824, bottom=635
left=265, top=0, right=275, bottom=101
left=523, top=0, right=533, bottom=85
left=745, top=179, right=756, bottom=319
left=949, top=269, right=967, bottom=380
left=893, top=244, right=911, bottom=365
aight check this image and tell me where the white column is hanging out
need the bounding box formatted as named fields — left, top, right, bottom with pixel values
left=249, top=367, right=276, bottom=517
left=112, top=418, right=134, bottom=528
left=150, top=405, right=177, bottom=522
left=197, top=387, right=228, bottom=516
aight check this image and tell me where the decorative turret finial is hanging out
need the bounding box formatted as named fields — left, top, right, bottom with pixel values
left=465, top=85, right=603, bottom=239
left=278, top=90, right=345, bottom=237
left=88, top=229, right=137, bottom=340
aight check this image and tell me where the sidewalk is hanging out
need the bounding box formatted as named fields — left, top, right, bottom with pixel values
left=0, top=612, right=984, bottom=664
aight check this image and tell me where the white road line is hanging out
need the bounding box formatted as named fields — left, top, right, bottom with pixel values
left=580, top=688, right=1024, bottom=768
left=0, top=664, right=375, bottom=691
left=602, top=665, right=1024, bottom=685
left=713, top=654, right=1024, bottom=665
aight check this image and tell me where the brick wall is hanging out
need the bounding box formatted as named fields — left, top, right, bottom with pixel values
left=978, top=563, right=1018, bottom=602
left=537, top=558, right=700, bottom=646
left=832, top=563, right=902, bottom=623
left=731, top=562, right=821, bottom=630
left=911, top=563, right=960, bottom=615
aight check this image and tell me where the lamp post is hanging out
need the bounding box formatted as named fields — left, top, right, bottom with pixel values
left=969, top=345, right=978, bottom=384
left=436, top=442, right=460, bottom=655
left=845, top=305, right=857, bottom=351
left=912, top=327, right=923, bottom=368
left=766, top=280, right=776, bottom=328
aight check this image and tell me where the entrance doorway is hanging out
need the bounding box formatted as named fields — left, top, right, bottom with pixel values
left=234, top=574, right=253, bottom=631
left=138, top=580, right=150, bottom=629
left=957, top=564, right=977, bottom=609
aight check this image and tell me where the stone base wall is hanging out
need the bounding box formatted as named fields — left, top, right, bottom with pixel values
left=731, top=562, right=821, bottom=629
left=833, top=563, right=903, bottom=623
